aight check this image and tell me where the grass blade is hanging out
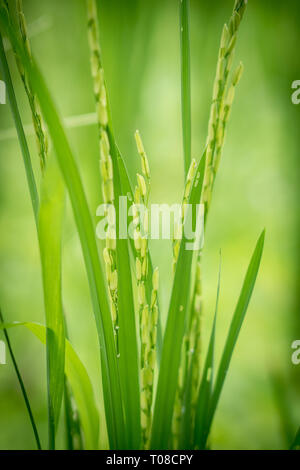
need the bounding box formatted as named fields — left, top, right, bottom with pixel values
left=88, top=1, right=141, bottom=446
left=0, top=9, right=125, bottom=448
left=290, top=427, right=300, bottom=450
left=0, top=322, right=99, bottom=449
left=7, top=1, right=83, bottom=451
left=38, top=155, right=65, bottom=449
left=114, top=206, right=141, bottom=446
left=151, top=150, right=206, bottom=449
left=179, top=0, right=191, bottom=179
left=64, top=376, right=83, bottom=450
left=0, top=24, right=41, bottom=449
left=202, top=0, right=247, bottom=215
left=117, top=149, right=163, bottom=362
left=202, top=230, right=265, bottom=448
left=30, top=59, right=124, bottom=449
left=110, top=144, right=141, bottom=448
left=0, top=309, right=41, bottom=449
left=189, top=2, right=247, bottom=429
left=63, top=322, right=84, bottom=450
left=31, top=323, right=100, bottom=449
left=193, top=254, right=221, bottom=449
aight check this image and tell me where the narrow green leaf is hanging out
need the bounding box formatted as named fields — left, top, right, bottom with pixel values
left=0, top=11, right=125, bottom=448
left=0, top=27, right=41, bottom=450
left=107, top=135, right=141, bottom=449
left=177, top=347, right=194, bottom=449
left=0, top=322, right=99, bottom=450
left=31, top=63, right=124, bottom=449
left=63, top=334, right=99, bottom=450
left=180, top=0, right=192, bottom=179
left=117, top=150, right=163, bottom=362
left=64, top=376, right=84, bottom=450
left=151, top=150, right=206, bottom=449
left=193, top=254, right=221, bottom=449
left=38, top=155, right=65, bottom=449
left=0, top=309, right=41, bottom=449
left=0, top=33, right=39, bottom=224
left=87, top=1, right=141, bottom=446
left=3, top=4, right=75, bottom=448
left=202, top=230, right=265, bottom=448
left=63, top=322, right=84, bottom=450
left=290, top=427, right=300, bottom=450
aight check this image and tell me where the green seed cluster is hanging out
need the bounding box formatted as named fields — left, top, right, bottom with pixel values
left=172, top=1, right=247, bottom=447
left=135, top=130, right=151, bottom=180
left=87, top=0, right=119, bottom=344
left=190, top=261, right=202, bottom=408
left=172, top=261, right=202, bottom=449
left=171, top=158, right=197, bottom=446
left=140, top=268, right=159, bottom=448
left=187, top=0, right=246, bottom=438
left=172, top=331, right=187, bottom=448
left=202, top=0, right=246, bottom=213
left=87, top=0, right=108, bottom=127
left=191, top=0, right=246, bottom=405
left=134, top=131, right=158, bottom=448
left=133, top=132, right=150, bottom=341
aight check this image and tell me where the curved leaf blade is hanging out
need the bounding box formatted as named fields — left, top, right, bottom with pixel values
left=0, top=10, right=125, bottom=448
left=0, top=34, right=39, bottom=223
left=38, top=156, right=65, bottom=448
left=0, top=322, right=99, bottom=450
left=180, top=0, right=191, bottom=179
left=0, top=7, right=126, bottom=449
left=193, top=254, right=221, bottom=448
left=0, top=309, right=42, bottom=449
left=151, top=150, right=206, bottom=449
left=202, top=230, right=265, bottom=448
left=290, top=427, right=300, bottom=450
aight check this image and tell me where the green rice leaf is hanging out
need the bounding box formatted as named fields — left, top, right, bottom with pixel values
left=0, top=33, right=39, bottom=224
left=117, top=149, right=163, bottom=362
left=64, top=376, right=84, bottom=450
left=193, top=254, right=221, bottom=449
left=0, top=10, right=125, bottom=448
left=63, top=334, right=99, bottom=450
left=1, top=8, right=65, bottom=448
left=38, top=155, right=65, bottom=448
left=105, top=137, right=141, bottom=449
left=0, top=322, right=99, bottom=449
left=290, top=427, right=300, bottom=450
left=87, top=1, right=141, bottom=446
left=151, top=150, right=206, bottom=449
left=202, top=230, right=265, bottom=448
left=0, top=309, right=42, bottom=449
left=30, top=61, right=124, bottom=449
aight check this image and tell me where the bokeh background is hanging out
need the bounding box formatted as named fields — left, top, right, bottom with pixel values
left=0, top=0, right=299, bottom=449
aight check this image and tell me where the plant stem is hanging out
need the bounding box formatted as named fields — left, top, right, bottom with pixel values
left=0, top=308, right=41, bottom=449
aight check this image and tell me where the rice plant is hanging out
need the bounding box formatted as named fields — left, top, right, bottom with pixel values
left=0, top=0, right=271, bottom=450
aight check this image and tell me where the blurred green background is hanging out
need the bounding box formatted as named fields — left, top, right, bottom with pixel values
left=0, top=0, right=299, bottom=449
